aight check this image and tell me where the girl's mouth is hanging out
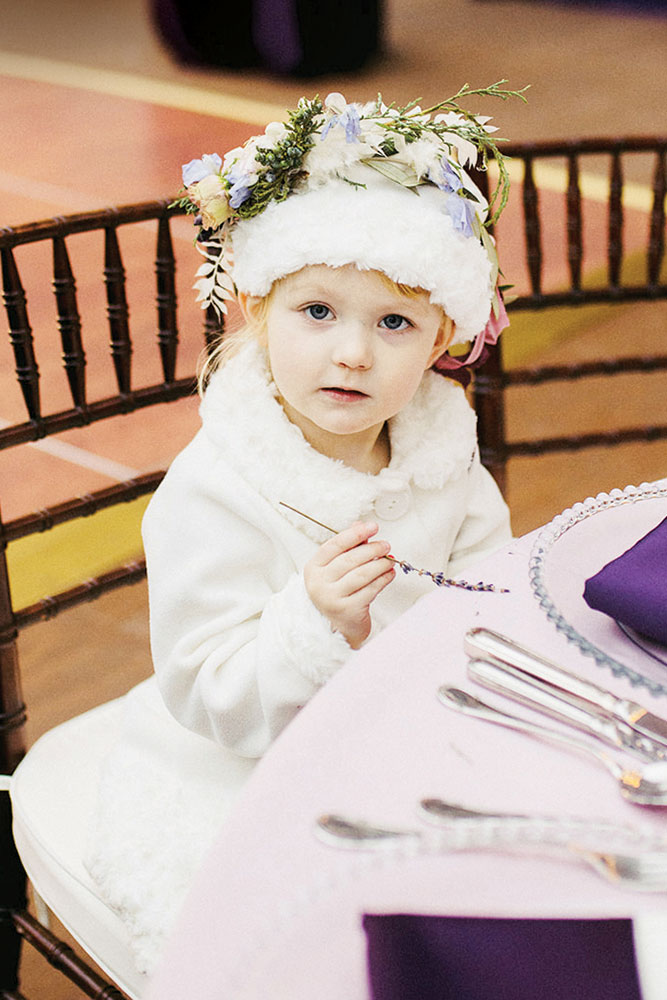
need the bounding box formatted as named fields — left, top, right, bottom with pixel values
left=321, top=387, right=369, bottom=401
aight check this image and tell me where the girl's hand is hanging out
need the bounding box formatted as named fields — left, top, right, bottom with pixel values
left=304, top=521, right=395, bottom=649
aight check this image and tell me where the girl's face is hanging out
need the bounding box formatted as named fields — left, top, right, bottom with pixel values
left=240, top=265, right=452, bottom=470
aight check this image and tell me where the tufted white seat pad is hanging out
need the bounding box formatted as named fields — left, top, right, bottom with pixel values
left=10, top=676, right=257, bottom=995
left=10, top=697, right=147, bottom=999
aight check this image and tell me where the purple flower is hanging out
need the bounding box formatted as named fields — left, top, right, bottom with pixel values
left=431, top=159, right=476, bottom=236
left=228, top=181, right=252, bottom=208
left=444, top=193, right=476, bottom=237
left=182, top=154, right=222, bottom=187
left=226, top=163, right=256, bottom=208
left=321, top=105, right=362, bottom=143
left=433, top=158, right=462, bottom=195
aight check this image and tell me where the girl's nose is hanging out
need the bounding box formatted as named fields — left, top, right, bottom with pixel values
left=332, top=324, right=373, bottom=369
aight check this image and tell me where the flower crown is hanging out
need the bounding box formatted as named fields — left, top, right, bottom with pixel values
left=177, top=81, right=527, bottom=369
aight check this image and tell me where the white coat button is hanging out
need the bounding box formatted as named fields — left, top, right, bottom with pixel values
left=373, top=485, right=411, bottom=520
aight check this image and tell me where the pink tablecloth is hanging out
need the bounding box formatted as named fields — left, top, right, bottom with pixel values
left=147, top=519, right=667, bottom=1000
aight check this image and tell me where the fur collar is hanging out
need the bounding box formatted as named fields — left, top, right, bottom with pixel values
left=200, top=341, right=477, bottom=542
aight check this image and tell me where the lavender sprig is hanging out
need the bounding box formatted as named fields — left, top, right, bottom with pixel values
left=279, top=502, right=509, bottom=594
left=390, top=555, right=508, bottom=593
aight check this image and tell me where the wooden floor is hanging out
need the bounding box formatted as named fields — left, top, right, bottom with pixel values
left=1, top=0, right=666, bottom=995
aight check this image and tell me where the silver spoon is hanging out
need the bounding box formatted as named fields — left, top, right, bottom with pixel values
left=438, top=687, right=667, bottom=806
left=315, top=814, right=667, bottom=890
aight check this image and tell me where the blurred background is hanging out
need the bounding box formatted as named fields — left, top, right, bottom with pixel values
left=1, top=0, right=666, bottom=140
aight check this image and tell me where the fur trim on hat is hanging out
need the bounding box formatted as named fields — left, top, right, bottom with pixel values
left=231, top=169, right=494, bottom=346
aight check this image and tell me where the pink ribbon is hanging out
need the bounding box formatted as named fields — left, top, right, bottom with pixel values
left=434, top=292, right=509, bottom=373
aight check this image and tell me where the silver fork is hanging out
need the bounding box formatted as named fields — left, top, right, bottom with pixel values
left=315, top=814, right=667, bottom=891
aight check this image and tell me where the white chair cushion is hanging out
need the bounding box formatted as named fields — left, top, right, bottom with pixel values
left=11, top=677, right=257, bottom=994
left=11, top=697, right=147, bottom=999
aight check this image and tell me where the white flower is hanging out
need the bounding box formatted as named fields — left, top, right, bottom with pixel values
left=306, top=114, right=388, bottom=183
left=475, top=115, right=498, bottom=133
left=359, top=119, right=389, bottom=155
left=182, top=153, right=222, bottom=187
left=404, top=105, right=430, bottom=125
left=382, top=129, right=409, bottom=158
left=307, top=129, right=365, bottom=182
left=439, top=132, right=478, bottom=167
left=324, top=92, right=347, bottom=115
left=402, top=136, right=441, bottom=179
left=222, top=138, right=260, bottom=179
left=434, top=111, right=467, bottom=128
left=256, top=121, right=288, bottom=148
left=375, top=102, right=400, bottom=119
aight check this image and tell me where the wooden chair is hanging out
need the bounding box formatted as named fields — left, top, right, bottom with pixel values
left=1, top=136, right=666, bottom=999
left=473, top=137, right=667, bottom=518
left=0, top=199, right=209, bottom=999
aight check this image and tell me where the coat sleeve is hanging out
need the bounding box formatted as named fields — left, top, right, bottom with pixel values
left=142, top=438, right=351, bottom=757
left=446, top=449, right=512, bottom=576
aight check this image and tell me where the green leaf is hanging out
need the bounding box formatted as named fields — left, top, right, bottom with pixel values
left=363, top=158, right=421, bottom=187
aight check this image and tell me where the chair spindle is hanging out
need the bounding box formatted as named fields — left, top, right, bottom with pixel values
left=521, top=157, right=542, bottom=297
left=11, top=910, right=126, bottom=999
left=52, top=235, right=87, bottom=410
left=566, top=153, right=583, bottom=292
left=0, top=537, right=27, bottom=775
left=473, top=343, right=507, bottom=495
left=103, top=226, right=132, bottom=394
left=607, top=150, right=624, bottom=288
left=155, top=216, right=178, bottom=384
left=648, top=148, right=666, bottom=287
left=0, top=247, right=41, bottom=422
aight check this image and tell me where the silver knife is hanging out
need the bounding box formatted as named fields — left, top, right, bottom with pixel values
left=464, top=627, right=667, bottom=749
left=466, top=657, right=667, bottom=761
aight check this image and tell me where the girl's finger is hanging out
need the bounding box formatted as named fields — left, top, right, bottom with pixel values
left=329, top=540, right=391, bottom=580
left=332, top=557, right=396, bottom=599
left=311, top=521, right=380, bottom=567
left=343, top=566, right=396, bottom=605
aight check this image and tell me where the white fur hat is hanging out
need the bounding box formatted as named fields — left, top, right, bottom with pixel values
left=182, top=89, right=522, bottom=356
left=230, top=167, right=494, bottom=346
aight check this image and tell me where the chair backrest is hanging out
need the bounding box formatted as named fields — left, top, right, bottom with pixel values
left=0, top=199, right=213, bottom=777
left=473, top=136, right=667, bottom=510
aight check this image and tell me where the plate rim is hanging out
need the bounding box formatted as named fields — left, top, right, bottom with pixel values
left=529, top=481, right=667, bottom=696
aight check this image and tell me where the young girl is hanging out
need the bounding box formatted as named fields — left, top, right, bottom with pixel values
left=145, top=85, right=522, bottom=753
left=87, top=83, right=523, bottom=976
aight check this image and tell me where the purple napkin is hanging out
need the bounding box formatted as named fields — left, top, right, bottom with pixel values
left=363, top=914, right=642, bottom=1000
left=583, top=515, right=667, bottom=645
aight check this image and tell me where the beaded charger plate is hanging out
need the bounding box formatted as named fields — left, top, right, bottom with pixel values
left=529, top=482, right=667, bottom=697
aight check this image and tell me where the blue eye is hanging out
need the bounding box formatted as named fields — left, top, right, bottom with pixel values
left=380, top=314, right=410, bottom=331
left=305, top=303, right=332, bottom=321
